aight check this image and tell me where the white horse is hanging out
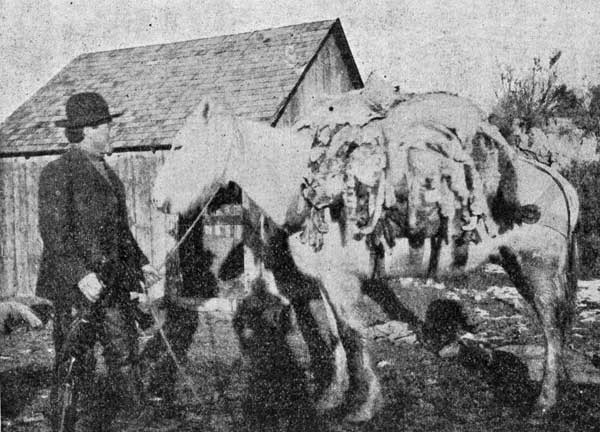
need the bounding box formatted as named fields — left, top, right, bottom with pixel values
left=152, top=96, right=579, bottom=422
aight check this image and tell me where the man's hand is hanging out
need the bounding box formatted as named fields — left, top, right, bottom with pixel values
left=142, top=264, right=161, bottom=288
left=78, top=273, right=104, bottom=303
left=131, top=278, right=165, bottom=313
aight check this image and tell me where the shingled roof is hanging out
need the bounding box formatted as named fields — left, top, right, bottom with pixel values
left=0, top=19, right=362, bottom=157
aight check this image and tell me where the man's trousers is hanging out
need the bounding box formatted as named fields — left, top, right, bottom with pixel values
left=50, top=301, right=141, bottom=432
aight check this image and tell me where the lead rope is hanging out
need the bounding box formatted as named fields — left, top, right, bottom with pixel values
left=258, top=213, right=267, bottom=277
left=142, top=106, right=241, bottom=400
left=141, top=185, right=222, bottom=403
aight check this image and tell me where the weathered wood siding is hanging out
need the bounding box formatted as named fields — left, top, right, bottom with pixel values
left=108, top=151, right=178, bottom=270
left=1, top=155, right=51, bottom=297
left=0, top=151, right=177, bottom=298
left=276, top=32, right=356, bottom=127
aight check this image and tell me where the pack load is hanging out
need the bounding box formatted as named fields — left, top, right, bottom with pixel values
left=295, top=76, right=524, bottom=257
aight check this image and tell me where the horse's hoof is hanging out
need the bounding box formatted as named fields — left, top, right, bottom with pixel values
left=343, top=383, right=382, bottom=423
left=316, top=389, right=345, bottom=411
left=528, top=406, right=550, bottom=426
left=344, top=407, right=374, bottom=423
left=529, top=401, right=556, bottom=425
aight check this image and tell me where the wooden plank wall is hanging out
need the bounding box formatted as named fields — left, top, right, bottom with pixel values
left=0, top=151, right=177, bottom=298
left=109, top=151, right=178, bottom=269
left=1, top=155, right=56, bottom=297
left=276, top=34, right=356, bottom=128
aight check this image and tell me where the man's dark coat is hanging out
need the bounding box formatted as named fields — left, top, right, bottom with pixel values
left=37, top=147, right=149, bottom=307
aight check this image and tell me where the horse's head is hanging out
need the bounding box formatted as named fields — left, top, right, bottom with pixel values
left=152, top=98, right=240, bottom=216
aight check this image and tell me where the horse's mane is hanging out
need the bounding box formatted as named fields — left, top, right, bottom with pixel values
left=212, top=113, right=311, bottom=227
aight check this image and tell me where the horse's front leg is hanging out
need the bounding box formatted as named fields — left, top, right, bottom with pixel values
left=311, top=289, right=349, bottom=412
left=321, top=272, right=382, bottom=422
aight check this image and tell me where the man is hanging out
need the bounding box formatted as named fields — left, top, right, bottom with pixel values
left=37, top=92, right=161, bottom=431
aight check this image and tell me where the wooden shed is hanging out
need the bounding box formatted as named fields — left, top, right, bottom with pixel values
left=0, top=19, right=362, bottom=298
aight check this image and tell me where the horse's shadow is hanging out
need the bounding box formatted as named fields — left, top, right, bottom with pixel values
left=421, top=299, right=600, bottom=421
left=419, top=298, right=538, bottom=408
left=458, top=343, right=537, bottom=409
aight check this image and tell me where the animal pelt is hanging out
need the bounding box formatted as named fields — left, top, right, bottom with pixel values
left=233, top=278, right=323, bottom=432
left=297, top=89, right=515, bottom=251
left=0, top=299, right=49, bottom=334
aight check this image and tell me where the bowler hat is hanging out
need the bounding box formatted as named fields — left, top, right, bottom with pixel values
left=55, top=92, right=124, bottom=128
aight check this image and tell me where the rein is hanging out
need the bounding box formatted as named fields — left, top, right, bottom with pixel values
left=141, top=185, right=222, bottom=402
left=142, top=118, right=239, bottom=399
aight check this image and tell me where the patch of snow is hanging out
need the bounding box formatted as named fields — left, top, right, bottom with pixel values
left=516, top=321, right=530, bottom=333
left=438, top=342, right=461, bottom=358
left=579, top=310, right=600, bottom=323
left=377, top=360, right=393, bottom=368
left=197, top=298, right=237, bottom=314
left=577, top=282, right=600, bottom=306
left=486, top=286, right=525, bottom=311
left=482, top=263, right=506, bottom=274
left=460, top=332, right=488, bottom=343
left=424, top=279, right=446, bottom=290
left=444, top=291, right=462, bottom=302
left=473, top=293, right=486, bottom=302
left=378, top=320, right=412, bottom=336
left=365, top=320, right=416, bottom=344
left=472, top=307, right=490, bottom=319
left=577, top=280, right=600, bottom=289
left=392, top=333, right=418, bottom=345
left=486, top=314, right=523, bottom=321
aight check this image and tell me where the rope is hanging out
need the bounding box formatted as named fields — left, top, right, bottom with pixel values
left=141, top=114, right=240, bottom=401
left=519, top=156, right=574, bottom=239
left=140, top=185, right=222, bottom=402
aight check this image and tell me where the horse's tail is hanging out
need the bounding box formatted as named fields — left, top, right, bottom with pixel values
left=562, top=233, right=579, bottom=333
left=551, top=169, right=580, bottom=335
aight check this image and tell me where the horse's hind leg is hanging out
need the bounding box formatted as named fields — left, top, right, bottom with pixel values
left=321, top=272, right=381, bottom=422
left=530, top=273, right=565, bottom=412
left=502, top=244, right=572, bottom=414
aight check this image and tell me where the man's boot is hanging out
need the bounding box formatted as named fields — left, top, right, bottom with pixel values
left=109, top=365, right=148, bottom=430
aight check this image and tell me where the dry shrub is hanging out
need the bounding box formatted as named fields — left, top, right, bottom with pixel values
left=561, top=160, right=600, bottom=278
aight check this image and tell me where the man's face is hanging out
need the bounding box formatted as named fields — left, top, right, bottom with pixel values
left=85, top=122, right=112, bottom=155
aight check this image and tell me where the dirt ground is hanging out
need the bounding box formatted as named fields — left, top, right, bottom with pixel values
left=2, top=270, right=600, bottom=432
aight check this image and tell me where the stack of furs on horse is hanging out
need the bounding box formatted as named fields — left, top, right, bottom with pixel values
left=298, top=85, right=547, bottom=274
left=152, top=77, right=579, bottom=423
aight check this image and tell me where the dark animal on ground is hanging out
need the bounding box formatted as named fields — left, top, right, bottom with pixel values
left=233, top=277, right=323, bottom=432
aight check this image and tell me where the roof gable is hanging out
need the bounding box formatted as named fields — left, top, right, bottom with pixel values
left=1, top=19, right=360, bottom=156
